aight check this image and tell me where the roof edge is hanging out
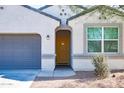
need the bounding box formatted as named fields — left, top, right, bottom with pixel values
left=39, top=5, right=53, bottom=10
left=21, top=5, right=61, bottom=22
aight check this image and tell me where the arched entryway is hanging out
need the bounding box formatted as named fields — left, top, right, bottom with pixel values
left=56, top=30, right=71, bottom=66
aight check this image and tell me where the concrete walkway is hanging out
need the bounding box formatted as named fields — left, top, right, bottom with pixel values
left=38, top=67, right=75, bottom=77
left=0, top=69, right=40, bottom=88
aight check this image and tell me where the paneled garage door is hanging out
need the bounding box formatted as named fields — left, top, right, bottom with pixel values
left=0, top=34, right=41, bottom=69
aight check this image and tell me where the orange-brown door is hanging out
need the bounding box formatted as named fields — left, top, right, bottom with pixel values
left=56, top=30, right=71, bottom=65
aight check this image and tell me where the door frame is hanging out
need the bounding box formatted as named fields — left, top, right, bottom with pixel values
left=55, top=26, right=72, bottom=66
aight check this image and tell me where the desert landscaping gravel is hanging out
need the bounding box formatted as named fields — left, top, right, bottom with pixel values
left=31, top=71, right=124, bottom=88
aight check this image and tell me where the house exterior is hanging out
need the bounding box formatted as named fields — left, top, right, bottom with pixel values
left=0, top=5, right=124, bottom=71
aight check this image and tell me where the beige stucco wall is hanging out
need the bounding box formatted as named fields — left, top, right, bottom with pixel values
left=72, top=58, right=124, bottom=71
left=69, top=10, right=124, bottom=71
left=0, top=5, right=59, bottom=71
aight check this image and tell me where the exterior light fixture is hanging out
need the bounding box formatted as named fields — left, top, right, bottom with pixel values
left=46, top=35, right=50, bottom=40
left=0, top=6, right=4, bottom=10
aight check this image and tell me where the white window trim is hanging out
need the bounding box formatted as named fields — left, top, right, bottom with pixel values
left=86, top=26, right=119, bottom=54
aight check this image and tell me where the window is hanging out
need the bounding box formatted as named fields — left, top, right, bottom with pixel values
left=87, top=26, right=119, bottom=53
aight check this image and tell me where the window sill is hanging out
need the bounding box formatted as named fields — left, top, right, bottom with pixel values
left=72, top=53, right=124, bottom=59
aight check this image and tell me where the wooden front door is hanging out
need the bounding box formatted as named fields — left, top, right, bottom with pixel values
left=56, top=30, right=71, bottom=65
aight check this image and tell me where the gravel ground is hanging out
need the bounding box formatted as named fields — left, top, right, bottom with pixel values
left=30, top=71, right=124, bottom=88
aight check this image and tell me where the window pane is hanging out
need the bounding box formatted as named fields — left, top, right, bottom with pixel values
left=87, top=27, right=102, bottom=39
left=104, top=41, right=118, bottom=52
left=88, top=41, right=101, bottom=52
left=104, top=27, right=118, bottom=39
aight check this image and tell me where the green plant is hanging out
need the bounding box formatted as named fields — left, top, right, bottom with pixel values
left=92, top=55, right=110, bottom=79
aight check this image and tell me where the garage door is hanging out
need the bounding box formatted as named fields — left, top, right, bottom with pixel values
left=0, top=34, right=41, bottom=69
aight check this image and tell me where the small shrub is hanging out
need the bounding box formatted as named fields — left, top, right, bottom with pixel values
left=92, top=55, right=110, bottom=79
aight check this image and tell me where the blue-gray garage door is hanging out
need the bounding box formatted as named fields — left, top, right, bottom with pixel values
left=0, top=34, right=41, bottom=69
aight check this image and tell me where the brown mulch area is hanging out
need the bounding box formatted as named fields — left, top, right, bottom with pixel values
left=30, top=71, right=124, bottom=88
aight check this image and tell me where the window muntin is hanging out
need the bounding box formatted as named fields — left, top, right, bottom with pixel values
left=87, top=26, right=119, bottom=53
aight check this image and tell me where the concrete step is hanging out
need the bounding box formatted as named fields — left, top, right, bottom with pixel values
left=38, top=67, right=75, bottom=77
